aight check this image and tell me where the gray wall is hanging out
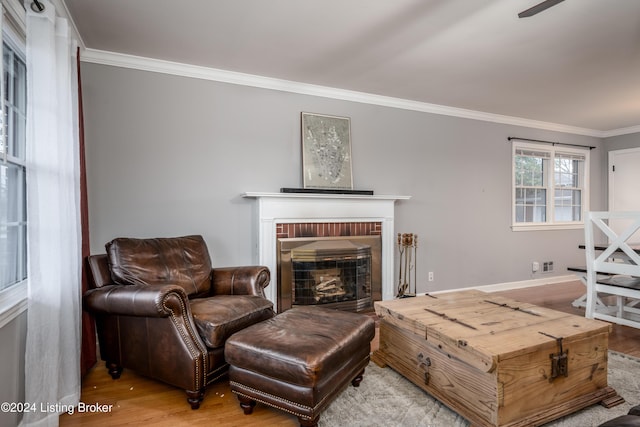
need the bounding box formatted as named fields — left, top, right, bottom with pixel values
left=0, top=312, right=26, bottom=427
left=81, top=62, right=605, bottom=293
left=605, top=132, right=640, bottom=152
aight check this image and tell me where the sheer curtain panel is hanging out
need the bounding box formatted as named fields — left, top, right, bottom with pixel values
left=23, top=1, right=81, bottom=425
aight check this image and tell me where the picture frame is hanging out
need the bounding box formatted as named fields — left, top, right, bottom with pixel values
left=301, top=112, right=353, bottom=190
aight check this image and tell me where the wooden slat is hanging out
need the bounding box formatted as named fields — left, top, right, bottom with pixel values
left=496, top=332, right=609, bottom=424
left=376, top=320, right=498, bottom=426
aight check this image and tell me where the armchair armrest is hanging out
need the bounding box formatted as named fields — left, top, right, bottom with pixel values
left=211, top=266, right=270, bottom=297
left=84, top=283, right=190, bottom=318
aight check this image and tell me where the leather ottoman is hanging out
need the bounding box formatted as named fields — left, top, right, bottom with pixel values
left=225, top=306, right=375, bottom=427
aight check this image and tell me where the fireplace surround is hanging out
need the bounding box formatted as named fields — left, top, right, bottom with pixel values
left=242, top=192, right=410, bottom=311
left=278, top=234, right=382, bottom=313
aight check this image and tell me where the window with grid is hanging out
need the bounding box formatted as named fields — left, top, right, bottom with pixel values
left=0, top=38, right=27, bottom=292
left=512, top=142, right=589, bottom=230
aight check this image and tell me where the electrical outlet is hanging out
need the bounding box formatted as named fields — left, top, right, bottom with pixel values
left=532, top=262, right=539, bottom=273
left=428, top=271, right=434, bottom=281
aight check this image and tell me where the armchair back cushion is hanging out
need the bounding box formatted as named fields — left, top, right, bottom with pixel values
left=107, top=235, right=211, bottom=296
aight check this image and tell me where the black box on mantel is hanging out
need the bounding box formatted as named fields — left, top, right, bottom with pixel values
left=280, top=188, right=374, bottom=196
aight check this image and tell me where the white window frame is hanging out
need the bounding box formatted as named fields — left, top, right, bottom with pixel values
left=0, top=2, right=27, bottom=326
left=512, top=141, right=590, bottom=231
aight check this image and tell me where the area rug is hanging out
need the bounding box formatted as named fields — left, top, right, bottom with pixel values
left=320, top=351, right=640, bottom=427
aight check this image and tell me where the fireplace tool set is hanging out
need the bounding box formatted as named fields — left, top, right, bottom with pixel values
left=396, top=233, right=417, bottom=298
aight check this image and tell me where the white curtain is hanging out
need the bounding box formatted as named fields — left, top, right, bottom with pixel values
left=23, top=1, right=81, bottom=425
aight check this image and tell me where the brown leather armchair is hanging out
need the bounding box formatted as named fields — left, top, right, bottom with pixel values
left=84, top=235, right=275, bottom=409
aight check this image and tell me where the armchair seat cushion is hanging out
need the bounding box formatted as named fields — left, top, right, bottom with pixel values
left=190, top=295, right=274, bottom=348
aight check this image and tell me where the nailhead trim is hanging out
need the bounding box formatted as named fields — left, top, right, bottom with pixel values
left=163, top=290, right=208, bottom=390
left=229, top=380, right=341, bottom=420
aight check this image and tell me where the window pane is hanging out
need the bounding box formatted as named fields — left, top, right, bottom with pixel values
left=515, top=187, right=546, bottom=223
left=515, top=188, right=524, bottom=203
left=1, top=162, right=24, bottom=221
left=12, top=108, right=25, bottom=159
left=514, top=148, right=549, bottom=224
left=0, top=224, right=26, bottom=290
left=14, top=59, right=26, bottom=112
left=525, top=188, right=536, bottom=204
left=554, top=152, right=584, bottom=222
left=515, top=155, right=545, bottom=186
left=0, top=163, right=27, bottom=289
left=3, top=47, right=9, bottom=104
left=573, top=205, right=582, bottom=221
left=555, top=158, right=581, bottom=188
left=0, top=40, right=27, bottom=290
left=554, top=189, right=581, bottom=222
left=4, top=43, right=26, bottom=161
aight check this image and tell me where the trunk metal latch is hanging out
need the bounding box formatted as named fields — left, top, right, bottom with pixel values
left=540, top=331, right=569, bottom=382
left=417, top=352, right=432, bottom=385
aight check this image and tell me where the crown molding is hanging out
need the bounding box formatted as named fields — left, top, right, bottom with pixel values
left=80, top=48, right=638, bottom=138
left=600, top=125, right=640, bottom=138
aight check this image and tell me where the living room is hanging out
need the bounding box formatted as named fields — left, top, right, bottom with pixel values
left=2, top=1, right=640, bottom=426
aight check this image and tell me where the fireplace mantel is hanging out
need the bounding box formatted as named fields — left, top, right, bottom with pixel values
left=243, top=192, right=410, bottom=310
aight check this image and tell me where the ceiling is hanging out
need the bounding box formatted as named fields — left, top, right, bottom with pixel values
left=61, top=0, right=640, bottom=136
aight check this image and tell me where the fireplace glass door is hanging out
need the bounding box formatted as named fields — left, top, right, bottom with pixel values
left=292, top=252, right=371, bottom=306
left=278, top=237, right=379, bottom=312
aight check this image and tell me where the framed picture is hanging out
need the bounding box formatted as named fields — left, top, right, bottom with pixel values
left=301, top=112, right=353, bottom=190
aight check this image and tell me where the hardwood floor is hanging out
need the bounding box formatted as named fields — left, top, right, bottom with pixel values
left=60, top=280, right=640, bottom=426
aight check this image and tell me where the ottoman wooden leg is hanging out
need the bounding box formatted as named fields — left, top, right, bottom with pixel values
left=237, top=394, right=256, bottom=415
left=351, top=369, right=365, bottom=387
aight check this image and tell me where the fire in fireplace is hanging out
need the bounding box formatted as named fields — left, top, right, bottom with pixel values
left=278, top=235, right=381, bottom=313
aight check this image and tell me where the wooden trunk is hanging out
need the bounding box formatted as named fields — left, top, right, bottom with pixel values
left=373, top=290, right=620, bottom=427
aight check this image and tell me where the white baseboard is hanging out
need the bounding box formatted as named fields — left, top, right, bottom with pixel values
left=421, top=274, right=579, bottom=296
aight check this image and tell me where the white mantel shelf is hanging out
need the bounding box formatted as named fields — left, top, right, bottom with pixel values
left=242, top=192, right=411, bottom=201
left=243, top=191, right=411, bottom=310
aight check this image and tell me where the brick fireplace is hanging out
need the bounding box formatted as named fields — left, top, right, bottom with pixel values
left=242, top=192, right=410, bottom=312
